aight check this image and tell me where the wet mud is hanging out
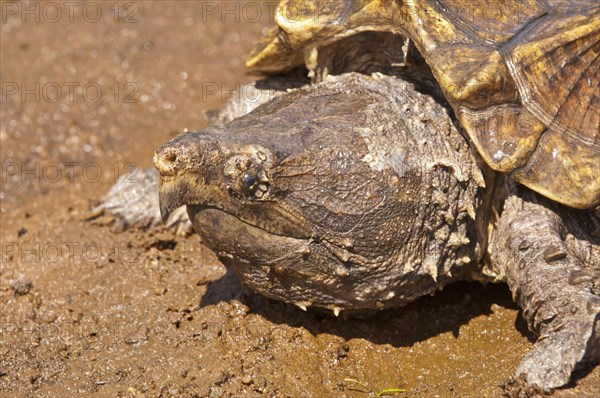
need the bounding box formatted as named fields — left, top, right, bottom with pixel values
left=1, top=1, right=598, bottom=397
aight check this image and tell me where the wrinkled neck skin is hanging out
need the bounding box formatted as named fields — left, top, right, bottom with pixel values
left=156, top=73, right=487, bottom=314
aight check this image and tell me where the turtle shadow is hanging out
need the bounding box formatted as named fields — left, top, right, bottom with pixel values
left=200, top=267, right=533, bottom=348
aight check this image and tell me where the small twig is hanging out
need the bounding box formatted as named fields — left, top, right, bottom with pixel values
left=343, top=378, right=406, bottom=397
left=376, top=387, right=407, bottom=397
left=344, top=378, right=371, bottom=393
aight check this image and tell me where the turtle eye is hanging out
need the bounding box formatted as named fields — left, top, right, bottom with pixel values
left=224, top=152, right=271, bottom=200
left=233, top=168, right=270, bottom=200
left=242, top=172, right=257, bottom=190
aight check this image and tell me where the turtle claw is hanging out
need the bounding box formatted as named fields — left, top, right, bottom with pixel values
left=516, top=313, right=598, bottom=390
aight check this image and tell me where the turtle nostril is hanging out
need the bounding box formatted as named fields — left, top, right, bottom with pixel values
left=154, top=133, right=204, bottom=177
left=154, top=147, right=183, bottom=176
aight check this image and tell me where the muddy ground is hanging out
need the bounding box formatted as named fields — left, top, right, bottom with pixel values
left=1, top=1, right=598, bottom=397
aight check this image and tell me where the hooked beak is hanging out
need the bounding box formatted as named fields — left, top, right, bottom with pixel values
left=158, top=177, right=187, bottom=223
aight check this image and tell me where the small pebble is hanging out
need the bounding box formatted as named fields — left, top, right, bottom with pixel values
left=241, top=375, right=253, bottom=385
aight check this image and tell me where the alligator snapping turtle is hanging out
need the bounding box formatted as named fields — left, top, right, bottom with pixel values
left=154, top=72, right=599, bottom=390
left=95, top=0, right=600, bottom=391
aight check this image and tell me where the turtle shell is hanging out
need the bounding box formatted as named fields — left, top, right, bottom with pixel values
left=247, top=0, right=600, bottom=209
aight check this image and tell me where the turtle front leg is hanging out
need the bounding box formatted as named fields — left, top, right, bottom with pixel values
left=490, top=188, right=600, bottom=390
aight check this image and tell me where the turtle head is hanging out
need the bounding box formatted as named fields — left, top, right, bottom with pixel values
left=155, top=134, right=309, bottom=237
left=154, top=114, right=405, bottom=313
left=155, top=74, right=481, bottom=313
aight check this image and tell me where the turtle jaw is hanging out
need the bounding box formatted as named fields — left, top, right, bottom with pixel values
left=157, top=173, right=314, bottom=242
left=157, top=175, right=191, bottom=223
left=157, top=175, right=206, bottom=224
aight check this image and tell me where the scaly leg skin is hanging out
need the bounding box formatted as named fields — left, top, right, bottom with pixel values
left=87, top=167, right=193, bottom=235
left=491, top=186, right=600, bottom=391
